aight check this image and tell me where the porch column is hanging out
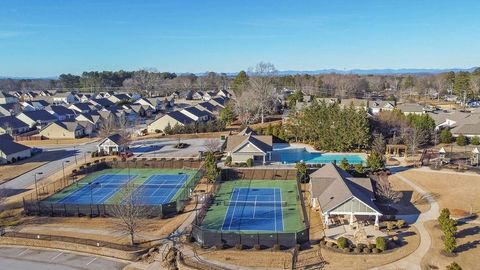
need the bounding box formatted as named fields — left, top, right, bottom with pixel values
left=374, top=214, right=379, bottom=229
left=349, top=213, right=354, bottom=227
left=263, top=155, right=266, bottom=165
left=324, top=213, right=329, bottom=228
left=268, top=152, right=272, bottom=160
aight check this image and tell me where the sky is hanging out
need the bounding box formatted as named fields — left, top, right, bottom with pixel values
left=0, top=0, right=479, bottom=77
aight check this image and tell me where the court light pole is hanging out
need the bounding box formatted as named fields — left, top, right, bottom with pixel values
left=62, top=160, right=70, bottom=182
left=73, top=146, right=78, bottom=165
left=34, top=172, right=43, bottom=201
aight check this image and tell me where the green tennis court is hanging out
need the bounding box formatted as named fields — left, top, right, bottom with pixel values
left=201, top=180, right=307, bottom=233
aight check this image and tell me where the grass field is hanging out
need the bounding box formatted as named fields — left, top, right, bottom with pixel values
left=45, top=168, right=198, bottom=204
left=201, top=179, right=307, bottom=233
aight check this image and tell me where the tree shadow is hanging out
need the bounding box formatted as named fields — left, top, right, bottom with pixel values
left=456, top=225, right=480, bottom=239
left=455, top=240, right=480, bottom=253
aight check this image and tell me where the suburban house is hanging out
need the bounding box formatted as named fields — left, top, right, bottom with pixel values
left=368, top=100, right=395, bottom=114
left=0, top=134, right=32, bottom=164
left=0, top=92, right=19, bottom=104
left=108, top=93, right=131, bottom=103
left=217, top=89, right=231, bottom=98
left=0, top=116, right=30, bottom=135
left=428, top=111, right=473, bottom=131
left=180, top=106, right=211, bottom=122
left=46, top=105, right=77, bottom=121
left=53, top=92, right=78, bottom=104
left=451, top=122, right=480, bottom=138
left=195, top=102, right=218, bottom=114
left=224, top=134, right=273, bottom=164
left=202, top=91, right=216, bottom=101
left=89, top=98, right=115, bottom=108
left=28, top=100, right=50, bottom=110
left=209, top=97, right=228, bottom=108
left=397, top=103, right=425, bottom=115
left=308, top=163, right=382, bottom=228
left=16, top=110, right=57, bottom=129
left=135, top=98, right=157, bottom=111
left=97, top=134, right=125, bottom=154
left=69, top=103, right=94, bottom=114
left=40, top=121, right=85, bottom=139
left=192, top=91, right=204, bottom=100
left=0, top=103, right=22, bottom=117
left=147, top=110, right=195, bottom=133
left=75, top=112, right=102, bottom=128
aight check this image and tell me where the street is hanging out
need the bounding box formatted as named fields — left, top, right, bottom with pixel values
left=0, top=246, right=127, bottom=270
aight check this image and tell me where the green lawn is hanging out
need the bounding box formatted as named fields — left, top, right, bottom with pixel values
left=201, top=179, right=307, bottom=233
left=45, top=168, right=199, bottom=203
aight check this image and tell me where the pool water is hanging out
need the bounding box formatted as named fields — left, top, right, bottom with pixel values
left=273, top=148, right=365, bottom=165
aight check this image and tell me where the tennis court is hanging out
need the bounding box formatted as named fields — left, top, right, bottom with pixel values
left=133, top=174, right=190, bottom=205
left=58, top=174, right=137, bottom=204
left=222, top=187, right=284, bottom=232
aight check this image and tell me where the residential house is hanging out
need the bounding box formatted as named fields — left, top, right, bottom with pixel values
left=368, top=100, right=395, bottom=114
left=180, top=106, right=211, bottom=122
left=195, top=102, right=219, bottom=115
left=224, top=134, right=273, bottom=164
left=135, top=98, right=157, bottom=111
left=208, top=97, right=228, bottom=108
left=0, top=134, right=32, bottom=164
left=147, top=111, right=195, bottom=133
left=0, top=103, right=22, bottom=117
left=69, top=103, right=94, bottom=114
left=428, top=111, right=473, bottom=131
left=0, top=92, right=18, bottom=104
left=53, top=92, right=78, bottom=104
left=89, top=98, right=115, bottom=109
left=75, top=112, right=102, bottom=128
left=192, top=91, right=204, bottom=100
left=40, top=121, right=85, bottom=139
left=23, top=100, right=50, bottom=111
left=203, top=91, right=216, bottom=101
left=45, top=105, right=77, bottom=121
left=397, top=103, right=425, bottom=115
left=16, top=110, right=57, bottom=129
left=184, top=90, right=194, bottom=100
left=451, top=123, right=480, bottom=138
left=217, top=89, right=231, bottom=98
left=22, top=92, right=38, bottom=101
left=108, top=93, right=131, bottom=104
left=77, top=94, right=92, bottom=103
left=39, top=90, right=53, bottom=97
left=97, top=134, right=125, bottom=154
left=308, top=163, right=382, bottom=228
left=0, top=116, right=30, bottom=135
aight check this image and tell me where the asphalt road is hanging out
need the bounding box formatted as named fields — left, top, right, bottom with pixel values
left=0, top=141, right=98, bottom=191
left=0, top=246, right=127, bottom=270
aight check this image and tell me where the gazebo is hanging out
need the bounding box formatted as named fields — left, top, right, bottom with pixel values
left=385, top=144, right=408, bottom=158
left=308, top=163, right=382, bottom=229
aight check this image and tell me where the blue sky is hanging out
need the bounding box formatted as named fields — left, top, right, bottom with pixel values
left=1, top=0, right=479, bottom=77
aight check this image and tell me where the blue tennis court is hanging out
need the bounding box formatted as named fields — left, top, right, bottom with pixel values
left=222, top=187, right=284, bottom=232
left=58, top=174, right=137, bottom=204
left=133, top=174, right=189, bottom=205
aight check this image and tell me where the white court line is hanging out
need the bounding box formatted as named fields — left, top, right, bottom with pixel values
left=227, top=189, right=241, bottom=230
left=86, top=257, right=97, bottom=265
left=17, top=248, right=29, bottom=256
left=253, top=195, right=257, bottom=218
left=51, top=252, right=63, bottom=260
left=273, top=188, right=277, bottom=231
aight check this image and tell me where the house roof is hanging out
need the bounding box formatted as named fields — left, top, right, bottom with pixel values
left=31, top=100, right=50, bottom=107
left=44, top=121, right=83, bottom=132
left=20, top=110, right=57, bottom=122
left=46, top=105, right=77, bottom=116
left=90, top=98, right=115, bottom=107
left=452, top=123, right=480, bottom=135
left=71, top=103, right=94, bottom=111
left=99, top=133, right=122, bottom=146
left=182, top=106, right=211, bottom=118
left=112, top=94, right=131, bottom=101
left=238, top=126, right=257, bottom=136
left=309, top=163, right=380, bottom=214
left=397, top=103, right=424, bottom=113
left=209, top=97, right=228, bottom=107
left=225, top=135, right=273, bottom=153
left=0, top=134, right=31, bottom=155
left=0, top=116, right=29, bottom=129
left=196, top=102, right=218, bottom=112
left=0, top=92, right=15, bottom=98
left=167, top=110, right=195, bottom=124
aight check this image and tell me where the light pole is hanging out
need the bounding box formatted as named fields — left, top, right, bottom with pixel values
left=34, top=172, right=43, bottom=201
left=84, top=151, right=91, bottom=165
left=62, top=160, right=70, bottom=183
left=74, top=146, right=78, bottom=165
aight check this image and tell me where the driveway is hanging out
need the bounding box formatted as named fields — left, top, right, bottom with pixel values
left=0, top=246, right=127, bottom=270
left=373, top=168, right=439, bottom=270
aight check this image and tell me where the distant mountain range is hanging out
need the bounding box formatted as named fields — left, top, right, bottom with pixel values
left=1, top=67, right=478, bottom=79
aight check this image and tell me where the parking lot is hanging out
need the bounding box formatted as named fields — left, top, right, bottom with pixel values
left=0, top=246, right=127, bottom=270
left=130, top=137, right=223, bottom=158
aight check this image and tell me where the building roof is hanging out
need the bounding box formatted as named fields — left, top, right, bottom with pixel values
left=452, top=123, right=480, bottom=135
left=90, top=98, right=115, bottom=107
left=166, top=110, right=195, bottom=124
left=46, top=105, right=77, bottom=116
left=225, top=135, right=273, bottom=153
left=20, top=110, right=57, bottom=122
left=0, top=92, right=15, bottom=98
left=182, top=106, right=211, bottom=118
left=309, top=163, right=380, bottom=214
left=112, top=93, right=131, bottom=101
left=71, top=103, right=94, bottom=111
left=0, top=116, right=29, bottom=129
left=238, top=126, right=257, bottom=136
left=44, top=121, right=84, bottom=132
left=397, top=103, right=424, bottom=113
left=99, top=133, right=122, bottom=146
left=196, top=102, right=218, bottom=112
left=31, top=100, right=50, bottom=107
left=0, top=134, right=31, bottom=155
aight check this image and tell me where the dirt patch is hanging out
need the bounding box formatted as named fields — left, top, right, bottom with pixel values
left=321, top=226, right=420, bottom=270
left=421, top=220, right=480, bottom=270
left=388, top=175, right=431, bottom=214
left=0, top=151, right=62, bottom=184
left=195, top=248, right=293, bottom=269
left=400, top=170, right=480, bottom=216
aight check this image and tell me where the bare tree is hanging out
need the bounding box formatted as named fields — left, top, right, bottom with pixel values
left=402, top=126, right=427, bottom=155
left=248, top=62, right=278, bottom=123
left=0, top=187, right=8, bottom=212
left=204, top=138, right=222, bottom=153
left=372, top=133, right=386, bottom=154
left=99, top=114, right=117, bottom=138
left=117, top=114, right=132, bottom=152
left=375, top=173, right=403, bottom=211
left=233, top=90, right=260, bottom=126
left=110, top=185, right=148, bottom=245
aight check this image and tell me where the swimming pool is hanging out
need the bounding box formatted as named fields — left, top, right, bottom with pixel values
left=273, top=147, right=365, bottom=165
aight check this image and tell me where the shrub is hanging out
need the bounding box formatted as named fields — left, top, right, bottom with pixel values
left=155, top=129, right=161, bottom=133
left=363, top=247, right=371, bottom=254
left=254, top=244, right=261, bottom=250
left=456, top=134, right=467, bottom=146
left=372, top=248, right=380, bottom=254
left=353, top=247, right=362, bottom=253
left=225, top=156, right=232, bottom=166
left=337, top=237, right=348, bottom=249
left=386, top=221, right=394, bottom=231
left=446, top=262, right=462, bottom=270
left=440, top=129, right=453, bottom=144
left=235, top=244, right=243, bottom=250
left=471, top=136, right=480, bottom=145
left=368, top=243, right=375, bottom=249
left=272, top=244, right=281, bottom=251
left=246, top=158, right=253, bottom=167
left=354, top=163, right=364, bottom=174
left=357, top=243, right=366, bottom=250
left=376, top=237, right=386, bottom=251
left=396, top=219, right=406, bottom=229
left=342, top=247, right=351, bottom=253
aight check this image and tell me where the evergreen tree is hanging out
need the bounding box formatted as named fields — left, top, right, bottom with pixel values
left=232, top=70, right=249, bottom=95
left=367, top=152, right=385, bottom=171
left=440, top=129, right=453, bottom=144
left=456, top=134, right=467, bottom=146
left=471, top=136, right=480, bottom=145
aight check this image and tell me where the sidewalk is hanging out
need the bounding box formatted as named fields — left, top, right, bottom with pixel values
left=374, top=173, right=439, bottom=270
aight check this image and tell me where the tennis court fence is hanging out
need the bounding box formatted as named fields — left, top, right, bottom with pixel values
left=221, top=168, right=298, bottom=181
left=23, top=160, right=205, bottom=218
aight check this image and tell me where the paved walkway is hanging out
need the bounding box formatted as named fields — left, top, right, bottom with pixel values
left=373, top=172, right=439, bottom=270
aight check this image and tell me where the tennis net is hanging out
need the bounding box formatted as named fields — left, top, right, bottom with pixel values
left=223, top=200, right=288, bottom=207
left=75, top=182, right=186, bottom=189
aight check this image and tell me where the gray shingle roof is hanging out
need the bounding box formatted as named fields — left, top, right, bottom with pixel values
left=168, top=111, right=195, bottom=124
left=0, top=134, right=31, bottom=155
left=0, top=116, right=29, bottom=129
left=21, top=110, right=57, bottom=122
